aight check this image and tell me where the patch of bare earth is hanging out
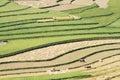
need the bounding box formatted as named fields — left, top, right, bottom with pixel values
left=94, top=0, right=109, bottom=9
left=0, top=44, right=119, bottom=72
left=0, top=52, right=120, bottom=79
left=78, top=56, right=120, bottom=80
left=13, top=0, right=57, bottom=8
left=0, top=42, right=7, bottom=46
left=47, top=0, right=94, bottom=10
left=1, top=39, right=120, bottom=63
left=111, top=76, right=120, bottom=80
left=0, top=39, right=120, bottom=79
left=13, top=0, right=109, bottom=10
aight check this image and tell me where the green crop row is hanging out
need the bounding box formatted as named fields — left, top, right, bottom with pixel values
left=0, top=0, right=10, bottom=7
left=0, top=71, right=91, bottom=80
left=0, top=7, right=30, bottom=14
left=0, top=22, right=99, bottom=34
left=0, top=29, right=120, bottom=41
left=83, top=12, right=114, bottom=19
left=0, top=19, right=119, bottom=37
left=0, top=2, right=29, bottom=13
left=0, top=7, right=47, bottom=16
left=0, top=11, right=49, bottom=18
left=0, top=19, right=95, bottom=30
left=0, top=11, right=67, bottom=23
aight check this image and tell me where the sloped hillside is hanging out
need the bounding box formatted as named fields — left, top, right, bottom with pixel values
left=0, top=0, right=120, bottom=80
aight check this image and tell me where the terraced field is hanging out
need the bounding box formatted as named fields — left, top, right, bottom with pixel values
left=0, top=0, right=120, bottom=80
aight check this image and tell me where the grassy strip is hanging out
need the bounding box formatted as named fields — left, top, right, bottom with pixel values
left=0, top=13, right=118, bottom=30
left=0, top=11, right=49, bottom=18
left=0, top=71, right=91, bottom=80
left=0, top=42, right=119, bottom=64
left=0, top=19, right=94, bottom=30
left=0, top=18, right=51, bottom=28
left=0, top=12, right=115, bottom=32
left=83, top=12, right=114, bottom=19
left=0, top=70, right=46, bottom=76
left=0, top=16, right=120, bottom=37
left=1, top=15, right=117, bottom=35
left=1, top=74, right=91, bottom=80
left=0, top=48, right=120, bottom=72
left=0, top=13, right=117, bottom=34
left=0, top=0, right=10, bottom=7
left=0, top=23, right=98, bottom=32
left=0, top=13, right=54, bottom=23
left=0, top=15, right=119, bottom=39
left=1, top=31, right=120, bottom=41
left=75, top=7, right=112, bottom=16
left=108, top=27, right=120, bottom=28
left=0, top=7, right=30, bottom=14
left=2, top=30, right=120, bottom=37
left=0, top=22, right=98, bottom=33
left=0, top=7, right=48, bottom=16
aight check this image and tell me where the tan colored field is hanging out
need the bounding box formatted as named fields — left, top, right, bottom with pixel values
left=0, top=52, right=119, bottom=79
left=0, top=44, right=120, bottom=70
left=14, top=0, right=57, bottom=8
left=94, top=0, right=109, bottom=9
left=80, top=68, right=120, bottom=80
left=14, top=0, right=109, bottom=10
left=1, top=39, right=120, bottom=63
left=0, top=39, right=120, bottom=79
left=111, top=76, right=120, bottom=80
left=0, top=42, right=7, bottom=46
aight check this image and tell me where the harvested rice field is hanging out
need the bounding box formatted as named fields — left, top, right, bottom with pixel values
left=0, top=0, right=120, bottom=80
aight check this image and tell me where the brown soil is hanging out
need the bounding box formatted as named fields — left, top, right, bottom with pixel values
left=1, top=39, right=120, bottom=63
left=13, top=0, right=109, bottom=10
left=0, top=55, right=119, bottom=79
